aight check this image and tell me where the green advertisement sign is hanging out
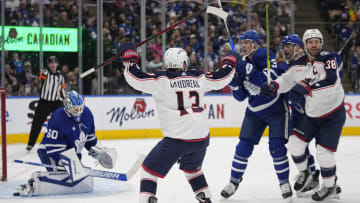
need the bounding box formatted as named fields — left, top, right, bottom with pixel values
left=0, top=26, right=78, bottom=52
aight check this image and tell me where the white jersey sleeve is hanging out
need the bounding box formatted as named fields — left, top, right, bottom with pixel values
left=275, top=65, right=307, bottom=93
left=124, top=63, right=234, bottom=140
left=123, top=62, right=159, bottom=95
left=203, top=65, right=235, bottom=92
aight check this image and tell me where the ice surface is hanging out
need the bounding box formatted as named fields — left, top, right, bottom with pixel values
left=1, top=137, right=359, bottom=203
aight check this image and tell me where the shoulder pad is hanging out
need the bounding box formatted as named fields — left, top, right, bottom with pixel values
left=292, top=55, right=307, bottom=65
left=319, top=51, right=330, bottom=56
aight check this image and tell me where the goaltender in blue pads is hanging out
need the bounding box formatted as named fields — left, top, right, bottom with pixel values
left=14, top=90, right=117, bottom=196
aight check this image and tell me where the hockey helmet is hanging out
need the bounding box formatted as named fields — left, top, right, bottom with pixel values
left=281, top=34, right=303, bottom=48
left=164, top=48, right=189, bottom=69
left=302, top=29, right=323, bottom=48
left=63, top=90, right=84, bottom=118
left=240, top=30, right=260, bottom=44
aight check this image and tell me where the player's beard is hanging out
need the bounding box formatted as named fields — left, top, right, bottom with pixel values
left=307, top=47, right=320, bottom=58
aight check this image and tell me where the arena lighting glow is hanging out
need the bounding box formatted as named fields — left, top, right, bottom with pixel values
left=0, top=26, right=78, bottom=52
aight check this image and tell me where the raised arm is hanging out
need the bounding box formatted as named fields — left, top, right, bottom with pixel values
left=120, top=43, right=159, bottom=94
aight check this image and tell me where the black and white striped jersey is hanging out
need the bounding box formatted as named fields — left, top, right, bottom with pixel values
left=38, top=70, right=65, bottom=101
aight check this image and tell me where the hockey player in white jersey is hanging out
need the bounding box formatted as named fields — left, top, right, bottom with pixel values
left=120, top=42, right=235, bottom=203
left=14, top=90, right=117, bottom=197
left=279, top=34, right=321, bottom=196
left=261, top=29, right=345, bottom=201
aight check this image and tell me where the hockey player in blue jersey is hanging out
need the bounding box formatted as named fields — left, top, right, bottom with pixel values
left=220, top=30, right=293, bottom=202
left=14, top=90, right=117, bottom=196
left=279, top=34, right=321, bottom=196
left=261, top=29, right=345, bottom=201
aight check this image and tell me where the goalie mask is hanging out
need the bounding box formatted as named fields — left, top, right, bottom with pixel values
left=63, top=90, right=84, bottom=119
left=164, top=48, right=189, bottom=70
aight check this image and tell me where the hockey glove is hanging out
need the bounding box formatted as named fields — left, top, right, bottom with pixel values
left=88, top=145, right=117, bottom=169
left=260, top=81, right=279, bottom=97
left=119, top=42, right=139, bottom=64
left=288, top=80, right=311, bottom=104
left=220, top=51, right=237, bottom=67
left=229, top=73, right=243, bottom=91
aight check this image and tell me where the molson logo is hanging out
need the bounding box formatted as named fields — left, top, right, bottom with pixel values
left=106, top=98, right=155, bottom=127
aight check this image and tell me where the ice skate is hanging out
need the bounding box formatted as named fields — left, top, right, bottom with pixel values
left=196, top=192, right=212, bottom=203
left=148, top=196, right=157, bottom=203
left=294, top=168, right=313, bottom=192
left=312, top=177, right=341, bottom=201
left=220, top=181, right=239, bottom=199
left=280, top=182, right=293, bottom=203
left=296, top=169, right=320, bottom=197
left=26, top=145, right=33, bottom=152
left=13, top=178, right=35, bottom=196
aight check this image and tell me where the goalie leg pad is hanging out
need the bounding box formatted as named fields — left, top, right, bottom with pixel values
left=60, top=148, right=88, bottom=182
left=288, top=135, right=308, bottom=171
left=37, top=146, right=58, bottom=172
left=316, top=145, right=336, bottom=187
left=30, top=171, right=93, bottom=196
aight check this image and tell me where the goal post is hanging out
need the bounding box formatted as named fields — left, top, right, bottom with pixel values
left=0, top=88, right=6, bottom=181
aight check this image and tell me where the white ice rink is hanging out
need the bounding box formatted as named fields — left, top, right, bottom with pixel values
left=1, top=136, right=359, bottom=203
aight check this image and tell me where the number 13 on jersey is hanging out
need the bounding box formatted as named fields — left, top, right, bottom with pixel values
left=176, top=91, right=204, bottom=116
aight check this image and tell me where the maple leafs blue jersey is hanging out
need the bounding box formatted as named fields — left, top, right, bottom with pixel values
left=39, top=106, right=97, bottom=164
left=231, top=48, right=286, bottom=117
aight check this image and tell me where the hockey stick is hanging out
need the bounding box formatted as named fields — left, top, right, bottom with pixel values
left=213, top=0, right=234, bottom=51
left=13, top=153, right=145, bottom=181
left=265, top=3, right=271, bottom=84
left=80, top=6, right=228, bottom=79
left=337, top=31, right=354, bottom=55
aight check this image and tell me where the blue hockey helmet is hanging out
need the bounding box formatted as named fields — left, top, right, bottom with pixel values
left=281, top=34, right=303, bottom=48
left=240, top=30, right=260, bottom=44
left=63, top=90, right=84, bottom=118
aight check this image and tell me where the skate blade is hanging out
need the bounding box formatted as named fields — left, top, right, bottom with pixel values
left=311, top=189, right=341, bottom=202
left=296, top=185, right=320, bottom=197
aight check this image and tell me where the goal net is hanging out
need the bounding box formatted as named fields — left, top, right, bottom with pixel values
left=0, top=88, right=6, bottom=181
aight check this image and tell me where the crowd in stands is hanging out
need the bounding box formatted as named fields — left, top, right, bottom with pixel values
left=2, top=0, right=296, bottom=96
left=318, top=0, right=360, bottom=92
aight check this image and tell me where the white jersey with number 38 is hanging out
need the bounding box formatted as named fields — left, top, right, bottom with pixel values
left=275, top=52, right=344, bottom=118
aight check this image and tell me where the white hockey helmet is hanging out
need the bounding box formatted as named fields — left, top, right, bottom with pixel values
left=302, top=29, right=323, bottom=49
left=164, top=48, right=189, bottom=69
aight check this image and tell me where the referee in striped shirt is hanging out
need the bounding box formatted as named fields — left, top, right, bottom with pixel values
left=26, top=56, right=66, bottom=152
